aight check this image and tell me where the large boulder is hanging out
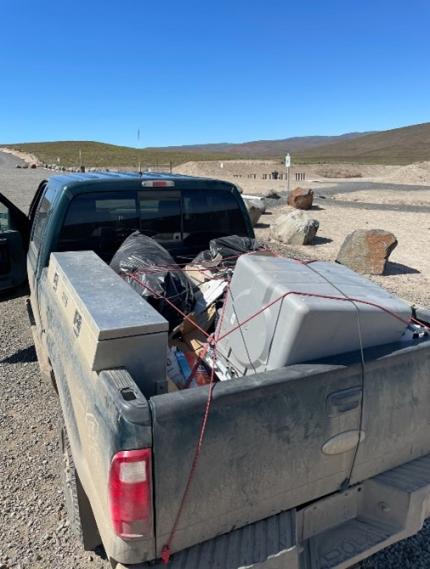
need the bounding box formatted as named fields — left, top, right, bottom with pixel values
left=336, top=229, right=398, bottom=275
left=271, top=210, right=319, bottom=245
left=287, top=187, right=314, bottom=210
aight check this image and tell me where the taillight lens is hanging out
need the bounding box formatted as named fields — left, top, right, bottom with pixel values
left=108, top=449, right=153, bottom=539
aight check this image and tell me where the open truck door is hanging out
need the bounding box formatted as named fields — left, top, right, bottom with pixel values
left=0, top=180, right=47, bottom=292
left=0, top=192, right=30, bottom=292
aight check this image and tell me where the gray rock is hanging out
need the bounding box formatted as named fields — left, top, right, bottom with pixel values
left=242, top=195, right=266, bottom=226
left=270, top=210, right=319, bottom=245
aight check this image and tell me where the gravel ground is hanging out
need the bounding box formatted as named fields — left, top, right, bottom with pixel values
left=0, top=289, right=109, bottom=569
left=255, top=203, right=430, bottom=308
left=1, top=150, right=430, bottom=568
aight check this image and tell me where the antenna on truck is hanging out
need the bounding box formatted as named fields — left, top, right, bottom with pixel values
left=137, top=128, right=142, bottom=176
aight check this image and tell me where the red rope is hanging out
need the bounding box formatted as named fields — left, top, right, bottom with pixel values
left=161, top=364, right=216, bottom=564
left=216, top=290, right=429, bottom=344
left=161, top=282, right=231, bottom=564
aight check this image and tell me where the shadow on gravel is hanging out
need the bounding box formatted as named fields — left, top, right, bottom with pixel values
left=313, top=236, right=333, bottom=245
left=384, top=262, right=420, bottom=276
left=0, top=345, right=37, bottom=364
left=255, top=222, right=270, bottom=228
left=93, top=545, right=108, bottom=561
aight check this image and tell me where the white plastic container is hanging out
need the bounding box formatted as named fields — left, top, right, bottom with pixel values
left=216, top=255, right=411, bottom=377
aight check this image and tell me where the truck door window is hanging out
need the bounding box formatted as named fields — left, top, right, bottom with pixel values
left=0, top=203, right=12, bottom=275
left=0, top=202, right=11, bottom=231
left=139, top=192, right=182, bottom=242
left=56, top=192, right=138, bottom=262
left=30, top=186, right=57, bottom=251
left=182, top=190, right=247, bottom=241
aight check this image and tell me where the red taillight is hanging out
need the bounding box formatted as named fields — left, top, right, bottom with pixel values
left=108, top=449, right=153, bottom=539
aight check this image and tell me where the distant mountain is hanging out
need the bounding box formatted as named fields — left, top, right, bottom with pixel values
left=148, top=132, right=373, bottom=157
left=296, top=122, right=430, bottom=164
left=3, top=123, right=430, bottom=166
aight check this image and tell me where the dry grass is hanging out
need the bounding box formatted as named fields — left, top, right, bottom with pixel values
left=0, top=141, right=241, bottom=169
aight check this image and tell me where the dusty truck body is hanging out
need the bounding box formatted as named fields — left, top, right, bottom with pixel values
left=3, top=172, right=430, bottom=569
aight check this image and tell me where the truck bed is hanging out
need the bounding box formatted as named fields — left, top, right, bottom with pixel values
left=39, top=251, right=430, bottom=566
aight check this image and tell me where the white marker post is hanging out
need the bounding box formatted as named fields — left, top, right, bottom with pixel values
left=285, top=153, right=291, bottom=194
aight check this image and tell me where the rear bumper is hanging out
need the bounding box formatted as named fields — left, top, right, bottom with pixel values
left=118, top=453, right=430, bottom=569
left=117, top=508, right=297, bottom=569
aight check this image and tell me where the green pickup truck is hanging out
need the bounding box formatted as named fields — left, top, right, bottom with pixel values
left=2, top=172, right=430, bottom=569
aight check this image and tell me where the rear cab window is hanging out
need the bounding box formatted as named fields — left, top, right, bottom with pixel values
left=182, top=189, right=248, bottom=240
left=56, top=192, right=139, bottom=262
left=139, top=191, right=182, bottom=243
left=53, top=184, right=250, bottom=262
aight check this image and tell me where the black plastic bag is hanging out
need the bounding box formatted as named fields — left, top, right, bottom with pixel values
left=193, top=235, right=263, bottom=268
left=111, top=232, right=196, bottom=328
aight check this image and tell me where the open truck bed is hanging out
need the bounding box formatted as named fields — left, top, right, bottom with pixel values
left=38, top=249, right=430, bottom=568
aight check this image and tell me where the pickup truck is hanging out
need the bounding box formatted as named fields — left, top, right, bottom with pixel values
left=2, top=171, right=430, bottom=569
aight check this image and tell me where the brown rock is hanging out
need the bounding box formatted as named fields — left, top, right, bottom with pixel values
left=287, top=187, right=314, bottom=210
left=336, top=229, right=398, bottom=275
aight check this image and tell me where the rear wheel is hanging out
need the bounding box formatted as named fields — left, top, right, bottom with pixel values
left=60, top=423, right=101, bottom=550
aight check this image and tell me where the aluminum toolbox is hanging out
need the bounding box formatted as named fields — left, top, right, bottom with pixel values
left=47, top=251, right=168, bottom=396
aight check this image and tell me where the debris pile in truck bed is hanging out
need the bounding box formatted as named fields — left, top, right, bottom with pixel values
left=111, top=232, right=265, bottom=390
left=112, top=231, right=427, bottom=392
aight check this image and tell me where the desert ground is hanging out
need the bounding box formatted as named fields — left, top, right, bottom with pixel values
left=174, top=158, right=430, bottom=306
left=2, top=149, right=430, bottom=569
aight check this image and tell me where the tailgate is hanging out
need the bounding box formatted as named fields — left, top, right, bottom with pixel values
left=150, top=361, right=365, bottom=556
left=351, top=339, right=430, bottom=483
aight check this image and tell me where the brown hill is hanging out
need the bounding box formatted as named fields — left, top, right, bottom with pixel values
left=297, top=122, right=430, bottom=164
left=148, top=132, right=370, bottom=157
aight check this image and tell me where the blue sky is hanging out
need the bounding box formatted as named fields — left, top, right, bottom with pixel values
left=1, top=0, right=429, bottom=147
